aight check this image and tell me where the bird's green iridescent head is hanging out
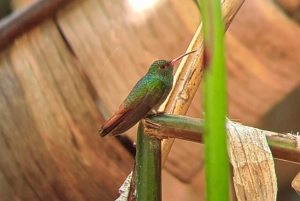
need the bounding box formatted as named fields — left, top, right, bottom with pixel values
left=147, top=60, right=173, bottom=76
left=147, top=50, right=197, bottom=76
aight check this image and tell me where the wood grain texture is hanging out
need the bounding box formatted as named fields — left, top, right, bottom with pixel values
left=1, top=0, right=300, bottom=200
left=227, top=0, right=300, bottom=125
left=0, top=18, right=133, bottom=200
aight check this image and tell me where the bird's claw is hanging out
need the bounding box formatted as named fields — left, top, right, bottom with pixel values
left=146, top=110, right=165, bottom=117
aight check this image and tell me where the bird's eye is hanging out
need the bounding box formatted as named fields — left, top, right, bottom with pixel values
left=159, top=65, right=166, bottom=70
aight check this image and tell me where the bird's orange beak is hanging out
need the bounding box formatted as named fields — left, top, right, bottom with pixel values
left=169, top=50, right=197, bottom=66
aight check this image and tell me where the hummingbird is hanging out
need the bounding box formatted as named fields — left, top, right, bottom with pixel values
left=99, top=50, right=197, bottom=137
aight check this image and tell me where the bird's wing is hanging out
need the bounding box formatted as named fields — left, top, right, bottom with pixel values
left=110, top=87, right=165, bottom=135
left=98, top=104, right=132, bottom=137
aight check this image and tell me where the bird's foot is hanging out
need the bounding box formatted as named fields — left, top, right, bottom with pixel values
left=146, top=110, right=165, bottom=117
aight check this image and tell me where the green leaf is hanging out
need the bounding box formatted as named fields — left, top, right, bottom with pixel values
left=199, top=0, right=229, bottom=200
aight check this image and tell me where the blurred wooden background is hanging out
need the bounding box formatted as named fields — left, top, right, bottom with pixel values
left=0, top=0, right=300, bottom=200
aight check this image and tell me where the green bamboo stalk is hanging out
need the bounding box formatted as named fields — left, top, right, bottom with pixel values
left=136, top=123, right=161, bottom=201
left=198, top=1, right=228, bottom=199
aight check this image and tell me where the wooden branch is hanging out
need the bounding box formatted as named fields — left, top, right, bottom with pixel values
left=0, top=0, right=71, bottom=50
left=142, top=114, right=300, bottom=164
left=143, top=115, right=281, bottom=200
left=159, top=0, right=245, bottom=165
